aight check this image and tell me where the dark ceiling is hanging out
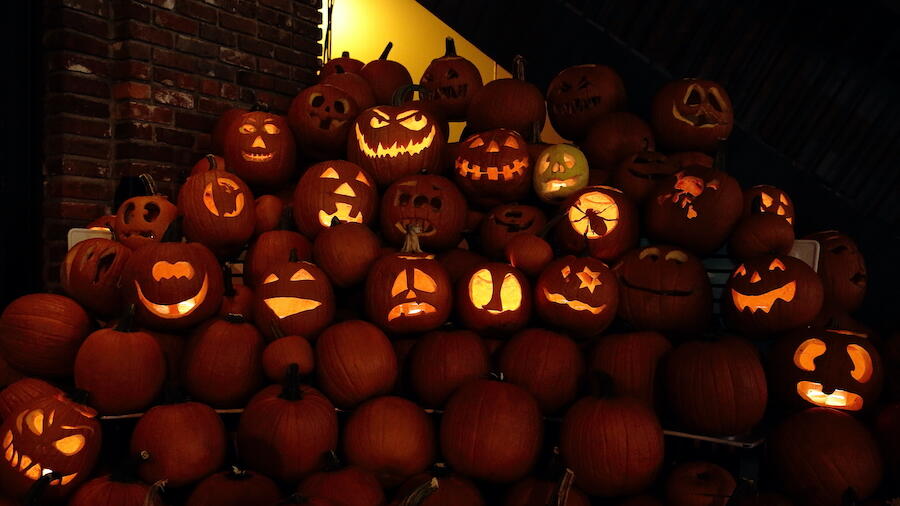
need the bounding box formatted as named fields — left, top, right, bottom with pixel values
left=418, top=0, right=900, bottom=328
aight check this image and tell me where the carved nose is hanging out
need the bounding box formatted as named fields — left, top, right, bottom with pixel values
left=486, top=141, right=500, bottom=153
left=405, top=290, right=417, bottom=300
left=252, top=136, right=267, bottom=149
left=750, top=272, right=762, bottom=283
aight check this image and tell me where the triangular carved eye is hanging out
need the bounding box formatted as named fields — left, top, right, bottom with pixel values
left=413, top=269, right=436, bottom=292
left=780, top=194, right=789, bottom=205
left=321, top=167, right=339, bottom=179
left=469, top=137, right=484, bottom=148
left=503, top=136, right=520, bottom=149
left=355, top=171, right=370, bottom=186
left=290, top=269, right=314, bottom=281
left=733, top=265, right=747, bottom=277
left=769, top=259, right=786, bottom=271
left=760, top=192, right=774, bottom=207
left=685, top=86, right=702, bottom=105
left=263, top=274, right=279, bottom=284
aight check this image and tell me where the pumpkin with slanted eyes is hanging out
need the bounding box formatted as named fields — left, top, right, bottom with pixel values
left=742, top=185, right=795, bottom=226
left=546, top=64, right=626, bottom=141
left=380, top=174, right=467, bottom=251
left=60, top=238, right=131, bottom=317
left=555, top=186, right=639, bottom=261
left=479, top=204, right=547, bottom=259
left=223, top=110, right=296, bottom=188
left=534, top=256, right=619, bottom=337
left=253, top=256, right=335, bottom=341
left=454, top=129, right=532, bottom=208
left=420, top=37, right=483, bottom=121
left=293, top=160, right=378, bottom=238
left=456, top=263, right=531, bottom=335
left=651, top=78, right=734, bottom=152
left=289, top=84, right=359, bottom=161
left=805, top=231, right=867, bottom=312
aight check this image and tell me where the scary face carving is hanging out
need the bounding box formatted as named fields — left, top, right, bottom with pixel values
left=288, top=83, right=359, bottom=160
left=60, top=238, right=131, bottom=317
left=121, top=241, right=225, bottom=331
left=770, top=327, right=883, bottom=412
left=0, top=394, right=101, bottom=500
left=614, top=245, right=712, bottom=333
left=456, top=263, right=530, bottom=335
left=365, top=252, right=451, bottom=333
left=293, top=160, right=377, bottom=238
left=743, top=185, right=794, bottom=226
left=805, top=231, right=867, bottom=312
left=223, top=111, right=296, bottom=188
left=724, top=256, right=824, bottom=335
left=347, top=105, right=445, bottom=187
left=178, top=168, right=255, bottom=256
left=612, top=150, right=680, bottom=204
left=555, top=186, right=638, bottom=261
left=453, top=129, right=531, bottom=208
left=253, top=259, right=335, bottom=340
left=533, top=144, right=590, bottom=203
left=420, top=37, right=484, bottom=121
left=380, top=174, right=467, bottom=251
left=479, top=204, right=547, bottom=259
left=546, top=64, right=626, bottom=141
left=535, top=256, right=619, bottom=336
left=651, top=78, right=734, bottom=152
left=114, top=195, right=178, bottom=251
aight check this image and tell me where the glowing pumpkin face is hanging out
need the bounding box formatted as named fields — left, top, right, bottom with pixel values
left=743, top=185, right=794, bottom=225
left=253, top=260, right=335, bottom=340
left=178, top=168, right=256, bottom=256
left=771, top=327, right=883, bottom=412
left=288, top=83, right=359, bottom=160
left=419, top=37, right=484, bottom=121
left=535, top=256, right=619, bottom=337
left=456, top=263, right=530, bottom=334
left=224, top=111, right=296, bottom=188
left=293, top=160, right=377, bottom=238
left=0, top=394, right=101, bottom=500
left=533, top=144, right=590, bottom=203
left=724, top=255, right=824, bottom=335
left=555, top=186, right=638, bottom=261
left=380, top=174, right=467, bottom=251
left=650, top=78, right=734, bottom=152
left=114, top=195, right=179, bottom=251
left=546, top=64, right=627, bottom=141
left=365, top=252, right=451, bottom=333
left=60, top=238, right=131, bottom=317
left=806, top=231, right=867, bottom=312
left=453, top=129, right=531, bottom=208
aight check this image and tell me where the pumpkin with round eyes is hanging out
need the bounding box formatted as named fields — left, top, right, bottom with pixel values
left=644, top=165, right=743, bottom=255
left=114, top=175, right=179, bottom=251
left=456, top=263, right=531, bottom=335
left=347, top=105, right=445, bottom=187
left=0, top=393, right=101, bottom=500
left=742, top=185, right=795, bottom=226
left=420, top=37, right=483, bottom=121
left=60, top=238, right=131, bottom=317
left=293, top=160, right=378, bottom=238
left=769, top=327, right=883, bottom=412
left=479, top=204, right=547, bottom=259
left=614, top=245, right=712, bottom=333
left=380, top=174, right=467, bottom=251
left=223, top=110, right=296, bottom=188
left=178, top=165, right=255, bottom=256
left=650, top=78, right=734, bottom=152
left=289, top=83, right=359, bottom=161
left=454, top=129, right=532, bottom=208
left=253, top=257, right=335, bottom=341
left=533, top=144, right=590, bottom=203
left=547, top=64, right=626, bottom=141
left=534, top=256, right=619, bottom=337
left=319, top=51, right=365, bottom=78
left=724, top=256, right=824, bottom=335
left=612, top=150, right=680, bottom=204
left=805, top=231, right=867, bottom=312
left=580, top=112, right=654, bottom=178
left=555, top=186, right=639, bottom=261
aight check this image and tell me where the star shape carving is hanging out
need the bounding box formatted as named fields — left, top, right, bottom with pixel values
left=576, top=267, right=602, bottom=293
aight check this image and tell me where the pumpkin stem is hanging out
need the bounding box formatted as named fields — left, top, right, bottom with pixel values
left=340, top=50, right=350, bottom=58
left=139, top=173, right=159, bottom=196
left=429, top=462, right=451, bottom=477
left=114, top=304, right=138, bottom=332
left=444, top=37, right=457, bottom=57
left=144, top=480, right=167, bottom=506
left=401, top=227, right=423, bottom=253
left=378, top=41, right=393, bottom=60
left=109, top=223, right=119, bottom=242
left=251, top=100, right=271, bottom=113
left=513, top=54, right=526, bottom=81
left=23, top=470, right=63, bottom=506
left=224, top=313, right=247, bottom=324
left=398, top=477, right=440, bottom=506
left=488, top=371, right=505, bottom=382
left=225, top=466, right=253, bottom=481
left=205, top=154, right=218, bottom=171
left=322, top=449, right=342, bottom=471
left=587, top=370, right=616, bottom=399
left=550, top=467, right=576, bottom=506
left=278, top=363, right=303, bottom=401
left=392, top=83, right=426, bottom=106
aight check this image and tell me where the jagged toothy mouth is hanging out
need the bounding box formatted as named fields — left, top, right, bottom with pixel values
left=456, top=158, right=528, bottom=181
left=2, top=431, right=77, bottom=485
left=550, top=96, right=603, bottom=115
left=356, top=125, right=437, bottom=159
left=432, top=84, right=468, bottom=100
left=731, top=281, right=796, bottom=313
left=241, top=151, right=274, bottom=162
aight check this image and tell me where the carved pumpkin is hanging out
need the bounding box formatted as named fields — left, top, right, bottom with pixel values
left=805, top=231, right=867, bottom=312
left=500, top=328, right=585, bottom=414
left=453, top=129, right=531, bottom=208
left=297, top=465, right=386, bottom=506
left=644, top=165, right=743, bottom=255
left=466, top=58, right=546, bottom=137
left=547, top=64, right=626, bottom=141
left=113, top=175, right=178, bottom=251
left=555, top=186, right=639, bottom=261
left=742, top=185, right=795, bottom=226
left=589, top=331, right=672, bottom=407
left=320, top=66, right=377, bottom=111
left=723, top=255, right=824, bottom=335
left=245, top=231, right=312, bottom=287
left=665, top=335, right=768, bottom=435
left=409, top=329, right=490, bottom=408
left=289, top=84, right=359, bottom=161
left=0, top=379, right=61, bottom=423
left=212, top=106, right=248, bottom=154
left=479, top=204, right=547, bottom=259
left=580, top=112, right=654, bottom=177
left=0, top=393, right=101, bottom=500
left=728, top=213, right=795, bottom=261
left=185, top=468, right=281, bottom=506
left=360, top=42, right=413, bottom=106
left=614, top=245, right=712, bottom=333
left=651, top=78, right=734, bottom=152
left=316, top=321, right=397, bottom=408
left=380, top=174, right=467, bottom=251
left=293, top=160, right=377, bottom=238
left=420, top=37, right=483, bottom=121
left=440, top=378, right=543, bottom=483
left=612, top=150, right=680, bottom=204
left=533, top=144, right=590, bottom=203
left=313, top=222, right=381, bottom=288
left=223, top=110, right=296, bottom=188
left=665, top=461, right=736, bottom=506
left=534, top=256, right=619, bottom=337
left=179, top=165, right=255, bottom=256
left=0, top=294, right=90, bottom=377
left=252, top=255, right=334, bottom=341
left=505, top=233, right=553, bottom=277
left=120, top=240, right=225, bottom=331
left=769, top=327, right=883, bottom=412
left=347, top=105, right=445, bottom=187
left=457, top=263, right=531, bottom=335
left=320, top=51, right=364, bottom=78
left=60, top=238, right=131, bottom=317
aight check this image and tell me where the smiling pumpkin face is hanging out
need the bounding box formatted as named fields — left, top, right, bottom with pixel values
left=293, top=160, right=377, bottom=238
left=253, top=260, right=335, bottom=340
left=535, top=256, right=619, bottom=337
left=453, top=129, right=531, bottom=208
left=224, top=111, right=297, bottom=188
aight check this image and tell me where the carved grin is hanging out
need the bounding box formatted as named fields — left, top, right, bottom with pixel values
left=318, top=202, right=363, bottom=227
left=796, top=381, right=863, bottom=411
left=542, top=289, right=606, bottom=314
left=241, top=151, right=274, bottom=162
left=2, top=431, right=78, bottom=486
left=550, top=96, right=602, bottom=115
left=310, top=114, right=347, bottom=131
left=135, top=275, right=209, bottom=319
left=542, top=178, right=578, bottom=193
left=456, top=158, right=528, bottom=181
left=671, top=103, right=724, bottom=128
left=388, top=302, right=436, bottom=321
left=356, top=124, right=436, bottom=158
left=620, top=277, right=694, bottom=297
left=393, top=218, right=436, bottom=237
left=264, top=297, right=322, bottom=319
left=731, top=281, right=796, bottom=313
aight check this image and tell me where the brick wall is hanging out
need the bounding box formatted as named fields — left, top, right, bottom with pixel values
left=42, top=0, right=322, bottom=285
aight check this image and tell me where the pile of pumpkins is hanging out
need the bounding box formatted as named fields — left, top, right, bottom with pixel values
left=0, top=37, right=896, bottom=506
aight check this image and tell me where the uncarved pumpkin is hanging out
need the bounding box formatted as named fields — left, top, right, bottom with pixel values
left=185, top=468, right=281, bottom=506
left=316, top=321, right=398, bottom=408
left=313, top=222, right=381, bottom=287
left=68, top=474, right=163, bottom=506
left=297, top=465, right=387, bottom=506
left=499, top=328, right=585, bottom=414
left=466, top=74, right=546, bottom=138
left=580, top=112, right=654, bottom=176
left=262, top=336, right=314, bottom=382
left=665, top=461, right=736, bottom=506
left=409, top=330, right=490, bottom=408
left=503, top=476, right=591, bottom=506
left=360, top=42, right=413, bottom=106
left=589, top=331, right=671, bottom=408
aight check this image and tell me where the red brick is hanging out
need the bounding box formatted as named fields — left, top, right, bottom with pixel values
left=113, top=82, right=151, bottom=100
left=173, top=147, right=202, bottom=167
left=199, top=79, right=219, bottom=96
left=155, top=10, right=198, bottom=35
left=47, top=95, right=110, bottom=118
left=47, top=176, right=115, bottom=200
left=116, top=101, right=174, bottom=123
left=153, top=67, right=199, bottom=90
left=111, top=60, right=151, bottom=80
left=45, top=157, right=111, bottom=178
left=293, top=2, right=322, bottom=25
left=292, top=20, right=320, bottom=41
left=220, top=48, right=256, bottom=70
left=260, top=0, right=291, bottom=13
left=49, top=52, right=111, bottom=77
left=115, top=121, right=154, bottom=140
left=48, top=74, right=111, bottom=98
left=175, top=0, right=217, bottom=23
left=145, top=0, right=177, bottom=9
left=270, top=95, right=291, bottom=114
left=45, top=8, right=109, bottom=37
left=114, top=161, right=179, bottom=182
left=156, top=127, right=196, bottom=147
left=116, top=141, right=175, bottom=162
left=113, top=0, right=152, bottom=22
left=46, top=135, right=111, bottom=159
left=196, top=60, right=237, bottom=81
left=48, top=117, right=111, bottom=138
left=236, top=1, right=258, bottom=18
left=274, top=46, right=306, bottom=66
left=239, top=87, right=256, bottom=104
left=219, top=12, right=256, bottom=36
left=153, top=47, right=197, bottom=72
left=258, top=7, right=294, bottom=31
left=174, top=35, right=218, bottom=58
left=238, top=35, right=275, bottom=58
left=153, top=88, right=195, bottom=109
left=174, top=111, right=217, bottom=131
left=272, top=77, right=300, bottom=96
left=45, top=200, right=108, bottom=221
left=292, top=66, right=317, bottom=86
left=197, top=96, right=235, bottom=115
left=259, top=26, right=292, bottom=48
left=46, top=30, right=110, bottom=57
left=57, top=0, right=109, bottom=17
left=292, top=34, right=320, bottom=56
left=221, top=83, right=240, bottom=100
left=258, top=57, right=291, bottom=77
left=237, top=70, right=273, bottom=89
left=111, top=40, right=152, bottom=60
left=116, top=21, right=174, bottom=48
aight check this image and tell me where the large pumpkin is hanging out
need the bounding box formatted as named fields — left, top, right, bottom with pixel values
left=555, top=186, right=639, bottom=261
left=805, top=231, right=867, bottom=312
left=499, top=328, right=585, bottom=414
left=289, top=83, right=359, bottom=160
left=580, top=112, right=654, bottom=176
left=68, top=473, right=164, bottom=506
left=293, top=160, right=378, bottom=238
left=440, top=379, right=542, bottom=483
left=185, top=468, right=281, bottom=506
left=380, top=174, right=467, bottom=251
left=612, top=150, right=680, bottom=204
left=262, top=335, right=314, bottom=383
left=546, top=64, right=626, bottom=141
left=409, top=330, right=489, bottom=408
left=222, top=109, right=297, bottom=188
left=650, top=78, right=733, bottom=152
left=456, top=263, right=531, bottom=335
left=312, top=222, right=382, bottom=288
left=728, top=213, right=795, bottom=261
left=589, top=331, right=671, bottom=408
left=420, top=37, right=483, bottom=121
left=252, top=256, right=335, bottom=340
left=297, top=464, right=386, bottom=506
left=60, top=238, right=131, bottom=317
left=244, top=230, right=312, bottom=287
left=178, top=164, right=256, bottom=256
left=534, top=255, right=619, bottom=337
left=479, top=204, right=547, bottom=259
left=453, top=129, right=531, bottom=208
left=316, top=321, right=397, bottom=408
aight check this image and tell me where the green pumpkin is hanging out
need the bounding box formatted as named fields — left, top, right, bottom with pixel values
left=533, top=144, right=590, bottom=203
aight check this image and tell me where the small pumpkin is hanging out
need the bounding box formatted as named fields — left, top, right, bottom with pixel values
left=380, top=174, right=467, bottom=251
left=505, top=233, right=553, bottom=277
left=320, top=51, right=365, bottom=78
left=293, top=160, right=378, bottom=238
left=420, top=37, right=483, bottom=121
left=60, top=238, right=131, bottom=317
left=651, top=78, right=734, bottom=152
left=178, top=161, right=256, bottom=256
left=222, top=108, right=297, bottom=188
left=499, top=328, right=585, bottom=414
left=245, top=231, right=312, bottom=287
left=453, top=129, right=532, bottom=209
left=728, top=213, right=795, bottom=261
left=313, top=222, right=381, bottom=287
left=316, top=321, right=398, bottom=408
left=555, top=186, right=639, bottom=261
left=409, top=330, right=490, bottom=408
left=185, top=467, right=281, bottom=506
left=393, top=471, right=485, bottom=506
left=289, top=84, right=359, bottom=161
left=360, top=42, right=414, bottom=106
left=534, top=255, right=619, bottom=337
left=479, top=204, right=547, bottom=259
left=297, top=462, right=387, bottom=506
left=503, top=476, right=591, bottom=506
left=68, top=473, right=164, bottom=506
left=546, top=64, right=626, bottom=141
left=580, top=112, right=654, bottom=177
left=466, top=56, right=545, bottom=137
left=253, top=194, right=283, bottom=235
left=742, top=185, right=795, bottom=226
left=532, top=144, right=590, bottom=203
left=113, top=174, right=179, bottom=251
left=456, top=263, right=531, bottom=335
left=262, top=335, right=314, bottom=382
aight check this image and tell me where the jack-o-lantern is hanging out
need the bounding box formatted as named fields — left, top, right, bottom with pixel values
left=555, top=186, right=639, bottom=261
left=320, top=66, right=377, bottom=111
left=420, top=37, right=483, bottom=121
left=805, top=231, right=867, bottom=312
left=614, top=245, right=712, bottom=333
left=293, top=160, right=378, bottom=238
left=113, top=174, right=178, bottom=251
left=479, top=204, right=547, bottom=259
left=347, top=105, right=444, bottom=187
left=644, top=165, right=743, bottom=255
left=380, top=174, right=467, bottom=251
left=178, top=165, right=255, bottom=257
left=320, top=51, right=365, bottom=78
left=253, top=256, right=335, bottom=341
left=120, top=239, right=225, bottom=331
left=770, top=327, right=883, bottom=412
left=60, top=238, right=131, bottom=317
left=0, top=393, right=101, bottom=500
left=546, top=64, right=626, bottom=141
left=86, top=214, right=116, bottom=231
left=724, top=256, right=824, bottom=335
left=223, top=109, right=296, bottom=188
left=743, top=185, right=795, bottom=226
left=454, top=129, right=531, bottom=208
left=534, top=256, right=619, bottom=337
left=650, top=78, right=734, bottom=152
left=457, top=263, right=531, bottom=335
left=533, top=144, right=590, bottom=203
left=288, top=83, right=359, bottom=161
left=612, top=151, right=680, bottom=204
